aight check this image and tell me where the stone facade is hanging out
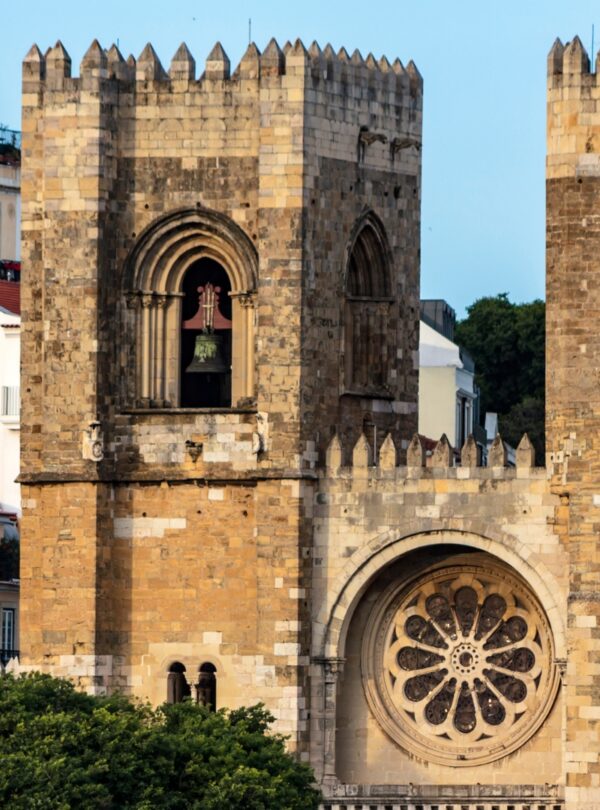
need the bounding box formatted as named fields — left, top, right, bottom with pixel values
left=546, top=38, right=600, bottom=810
left=16, top=33, right=600, bottom=810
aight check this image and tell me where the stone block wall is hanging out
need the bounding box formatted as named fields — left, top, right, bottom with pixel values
left=310, top=434, right=566, bottom=801
left=300, top=47, right=422, bottom=463
left=20, top=38, right=422, bottom=482
left=18, top=38, right=422, bottom=762
left=546, top=38, right=600, bottom=809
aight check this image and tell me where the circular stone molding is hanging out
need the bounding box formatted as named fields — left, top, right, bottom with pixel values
left=361, top=561, right=559, bottom=767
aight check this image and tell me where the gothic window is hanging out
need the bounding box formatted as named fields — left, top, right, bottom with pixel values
left=195, top=662, right=217, bottom=711
left=361, top=562, right=559, bottom=767
left=124, top=208, right=257, bottom=409
left=166, top=661, right=191, bottom=704
left=344, top=215, right=393, bottom=395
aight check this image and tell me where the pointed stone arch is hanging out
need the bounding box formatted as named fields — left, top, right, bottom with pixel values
left=343, top=210, right=394, bottom=395
left=123, top=208, right=258, bottom=407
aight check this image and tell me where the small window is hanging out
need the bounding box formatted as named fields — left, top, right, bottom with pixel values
left=195, top=662, right=217, bottom=711
left=1, top=608, right=14, bottom=651
left=166, top=661, right=191, bottom=704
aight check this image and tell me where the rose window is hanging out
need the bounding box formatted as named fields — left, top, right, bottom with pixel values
left=362, top=562, right=559, bottom=766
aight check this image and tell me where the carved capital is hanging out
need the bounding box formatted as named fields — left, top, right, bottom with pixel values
left=232, top=291, right=257, bottom=309
left=125, top=291, right=140, bottom=310
left=314, top=656, right=345, bottom=681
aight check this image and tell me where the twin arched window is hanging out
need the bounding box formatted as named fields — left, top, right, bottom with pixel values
left=124, top=209, right=257, bottom=409
left=344, top=214, right=393, bottom=395
left=167, top=661, right=217, bottom=710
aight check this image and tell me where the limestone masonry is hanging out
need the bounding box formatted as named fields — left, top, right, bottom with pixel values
left=17, top=33, right=600, bottom=809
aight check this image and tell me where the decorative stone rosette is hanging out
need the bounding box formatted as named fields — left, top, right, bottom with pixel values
left=362, top=562, right=559, bottom=766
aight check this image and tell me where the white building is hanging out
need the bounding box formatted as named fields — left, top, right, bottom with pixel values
left=0, top=140, right=20, bottom=263
left=0, top=292, right=20, bottom=513
left=418, top=318, right=478, bottom=452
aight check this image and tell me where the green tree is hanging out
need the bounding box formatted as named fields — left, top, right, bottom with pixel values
left=455, top=294, right=545, bottom=462
left=0, top=673, right=321, bottom=810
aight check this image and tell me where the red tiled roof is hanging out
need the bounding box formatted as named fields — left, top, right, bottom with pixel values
left=0, top=280, right=20, bottom=315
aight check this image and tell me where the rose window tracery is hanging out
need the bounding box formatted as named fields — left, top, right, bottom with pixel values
left=362, top=562, right=559, bottom=767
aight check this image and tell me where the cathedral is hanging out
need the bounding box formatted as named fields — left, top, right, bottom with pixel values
left=17, top=33, right=600, bottom=809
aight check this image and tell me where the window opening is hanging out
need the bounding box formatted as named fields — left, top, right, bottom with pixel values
left=195, top=662, right=217, bottom=711
left=166, top=661, right=191, bottom=704
left=181, top=259, right=232, bottom=407
left=344, top=220, right=392, bottom=395
left=1, top=608, right=14, bottom=651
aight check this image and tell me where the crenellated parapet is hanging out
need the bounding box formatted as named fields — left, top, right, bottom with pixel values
left=22, top=37, right=421, bottom=115
left=324, top=431, right=541, bottom=479
left=22, top=37, right=422, bottom=195
left=547, top=37, right=600, bottom=178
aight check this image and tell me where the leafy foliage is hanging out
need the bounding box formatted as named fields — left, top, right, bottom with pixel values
left=455, top=294, right=545, bottom=462
left=0, top=673, right=321, bottom=810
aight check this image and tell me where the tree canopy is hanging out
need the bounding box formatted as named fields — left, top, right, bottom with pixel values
left=454, top=294, right=545, bottom=462
left=0, top=673, right=321, bottom=810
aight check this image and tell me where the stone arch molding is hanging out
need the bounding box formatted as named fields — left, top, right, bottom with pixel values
left=315, top=528, right=566, bottom=663
left=123, top=208, right=258, bottom=408
left=342, top=209, right=395, bottom=396
left=343, top=208, right=393, bottom=293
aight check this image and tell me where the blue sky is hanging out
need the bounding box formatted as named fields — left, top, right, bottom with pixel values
left=1, top=1, right=597, bottom=316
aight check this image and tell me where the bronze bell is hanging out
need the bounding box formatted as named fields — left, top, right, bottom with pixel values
left=185, top=332, right=229, bottom=375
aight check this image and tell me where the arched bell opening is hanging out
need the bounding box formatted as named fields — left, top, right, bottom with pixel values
left=180, top=259, right=232, bottom=408
left=123, top=207, right=257, bottom=409
left=166, top=661, right=191, bottom=704
left=195, top=662, right=217, bottom=711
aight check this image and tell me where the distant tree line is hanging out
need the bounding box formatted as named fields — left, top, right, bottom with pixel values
left=455, top=294, right=545, bottom=463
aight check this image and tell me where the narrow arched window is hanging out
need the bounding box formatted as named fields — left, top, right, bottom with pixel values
left=195, top=662, right=217, bottom=711
left=181, top=259, right=232, bottom=407
left=344, top=216, right=393, bottom=394
left=167, top=661, right=191, bottom=704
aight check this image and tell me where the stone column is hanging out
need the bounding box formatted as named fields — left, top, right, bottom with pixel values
left=153, top=294, right=168, bottom=405
left=125, top=292, right=141, bottom=405
left=314, top=656, right=344, bottom=787
left=139, top=292, right=153, bottom=406
left=229, top=291, right=256, bottom=405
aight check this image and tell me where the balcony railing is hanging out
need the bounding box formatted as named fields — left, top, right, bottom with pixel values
left=0, top=386, right=19, bottom=417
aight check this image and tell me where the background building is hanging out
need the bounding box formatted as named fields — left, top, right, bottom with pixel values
left=0, top=128, right=21, bottom=265
left=418, top=299, right=485, bottom=455
left=0, top=283, right=20, bottom=513
left=0, top=127, right=21, bottom=515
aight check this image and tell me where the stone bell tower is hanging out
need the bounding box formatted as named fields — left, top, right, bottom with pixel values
left=546, top=37, right=600, bottom=810
left=18, top=35, right=422, bottom=759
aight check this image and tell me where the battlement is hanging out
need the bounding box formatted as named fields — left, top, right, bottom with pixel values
left=23, top=38, right=422, bottom=104
left=547, top=36, right=599, bottom=86
left=323, top=431, right=542, bottom=479
left=547, top=37, right=600, bottom=178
